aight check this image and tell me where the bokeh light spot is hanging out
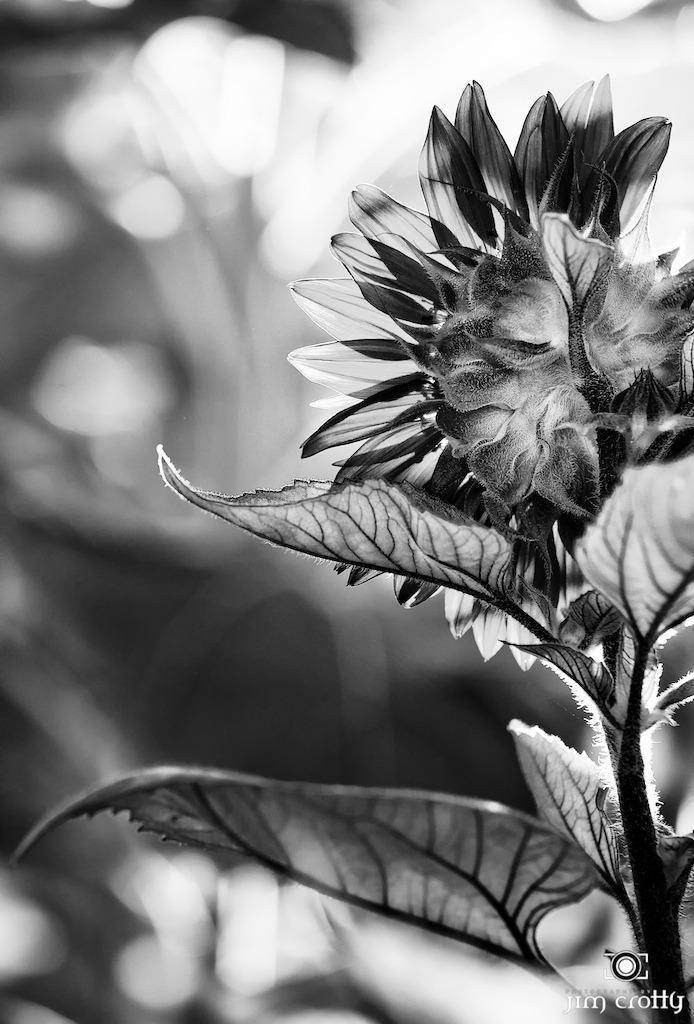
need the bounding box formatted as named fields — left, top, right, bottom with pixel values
left=114, top=934, right=198, bottom=1010
left=111, top=852, right=213, bottom=944
left=216, top=866, right=279, bottom=995
left=85, top=0, right=134, bottom=8
left=62, top=93, right=134, bottom=188
left=0, top=895, right=66, bottom=980
left=214, top=34, right=284, bottom=176
left=0, top=185, right=81, bottom=258
left=32, top=336, right=173, bottom=436
left=110, top=175, right=185, bottom=239
left=575, top=0, right=654, bottom=20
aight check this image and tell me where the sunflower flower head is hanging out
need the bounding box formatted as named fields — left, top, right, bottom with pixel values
left=289, top=77, right=694, bottom=658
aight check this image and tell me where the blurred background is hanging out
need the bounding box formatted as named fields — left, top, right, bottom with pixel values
left=2, top=0, right=694, bottom=1021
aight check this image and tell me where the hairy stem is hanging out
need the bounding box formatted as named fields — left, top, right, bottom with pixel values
left=616, top=640, right=690, bottom=1023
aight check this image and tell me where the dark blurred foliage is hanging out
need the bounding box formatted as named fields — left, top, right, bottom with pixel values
left=0, top=0, right=693, bottom=1021
left=0, top=0, right=357, bottom=64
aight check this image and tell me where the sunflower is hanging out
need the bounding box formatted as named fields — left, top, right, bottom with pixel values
left=288, top=78, right=694, bottom=662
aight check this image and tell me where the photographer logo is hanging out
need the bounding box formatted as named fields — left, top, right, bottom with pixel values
left=563, top=950, right=685, bottom=1015
left=603, top=950, right=649, bottom=983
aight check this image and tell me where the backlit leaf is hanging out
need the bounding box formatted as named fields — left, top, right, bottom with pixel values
left=509, top=722, right=625, bottom=904
left=657, top=834, right=694, bottom=892
left=158, top=450, right=550, bottom=628
left=611, top=629, right=662, bottom=730
left=504, top=641, right=614, bottom=714
left=558, top=590, right=622, bottom=650
left=542, top=214, right=613, bottom=321
left=574, top=453, right=694, bottom=640
left=15, top=767, right=600, bottom=965
left=656, top=673, right=694, bottom=718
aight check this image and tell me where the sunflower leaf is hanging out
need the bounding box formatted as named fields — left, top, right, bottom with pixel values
left=656, top=673, right=694, bottom=718
left=505, top=641, right=614, bottom=712
left=574, top=453, right=694, bottom=641
left=14, top=767, right=600, bottom=965
left=541, top=214, right=613, bottom=321
left=158, top=450, right=549, bottom=625
left=509, top=722, right=626, bottom=903
left=558, top=590, right=622, bottom=649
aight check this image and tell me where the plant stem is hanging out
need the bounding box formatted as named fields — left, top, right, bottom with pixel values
left=616, top=640, right=691, bottom=1023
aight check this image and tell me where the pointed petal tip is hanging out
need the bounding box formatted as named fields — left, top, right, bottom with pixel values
left=288, top=279, right=306, bottom=295
left=430, top=105, right=449, bottom=128
left=349, top=183, right=376, bottom=205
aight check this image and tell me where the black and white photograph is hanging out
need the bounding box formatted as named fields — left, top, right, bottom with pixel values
left=3, top=1, right=694, bottom=1021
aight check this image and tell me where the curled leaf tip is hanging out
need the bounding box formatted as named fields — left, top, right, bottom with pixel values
left=157, top=447, right=195, bottom=504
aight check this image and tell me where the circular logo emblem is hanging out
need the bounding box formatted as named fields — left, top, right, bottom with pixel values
left=609, top=951, right=643, bottom=981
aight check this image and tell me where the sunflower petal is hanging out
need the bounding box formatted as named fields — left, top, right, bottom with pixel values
left=355, top=280, right=438, bottom=327
left=407, top=247, right=472, bottom=312
left=393, top=576, right=441, bottom=607
left=336, top=339, right=411, bottom=361
left=347, top=566, right=383, bottom=586
left=596, top=116, right=671, bottom=230
left=472, top=606, right=505, bottom=660
left=301, top=376, right=431, bottom=457
left=349, top=184, right=441, bottom=253
left=331, top=232, right=442, bottom=306
left=562, top=78, right=614, bottom=181
left=289, top=341, right=420, bottom=392
left=514, top=93, right=569, bottom=229
left=419, top=107, right=497, bottom=251
left=582, top=76, right=614, bottom=168
left=335, top=422, right=441, bottom=482
left=290, top=278, right=413, bottom=342
left=559, top=81, right=594, bottom=140
left=455, top=82, right=528, bottom=220
left=444, top=589, right=478, bottom=637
